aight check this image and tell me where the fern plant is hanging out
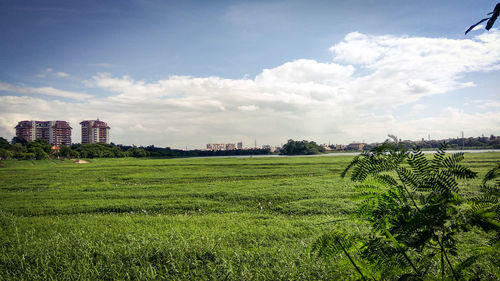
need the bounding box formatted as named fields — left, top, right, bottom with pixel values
left=312, top=231, right=368, bottom=280
left=468, top=163, right=500, bottom=243
left=314, top=142, right=483, bottom=280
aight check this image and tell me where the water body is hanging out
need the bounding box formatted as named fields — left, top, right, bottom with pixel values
left=190, top=149, right=500, bottom=159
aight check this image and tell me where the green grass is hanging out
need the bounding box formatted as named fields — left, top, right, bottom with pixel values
left=0, top=153, right=498, bottom=280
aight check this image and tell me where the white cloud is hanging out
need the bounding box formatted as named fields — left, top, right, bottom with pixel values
left=0, top=82, right=93, bottom=100
left=406, top=103, right=430, bottom=118
left=472, top=24, right=484, bottom=32
left=473, top=99, right=500, bottom=108
left=56, top=72, right=69, bottom=77
left=36, top=68, right=53, bottom=78
left=87, top=63, right=117, bottom=68
left=398, top=107, right=500, bottom=140
left=1, top=31, right=500, bottom=147
left=330, top=32, right=388, bottom=65
left=237, top=105, right=259, bottom=111
left=36, top=68, right=70, bottom=78
left=255, top=59, right=354, bottom=84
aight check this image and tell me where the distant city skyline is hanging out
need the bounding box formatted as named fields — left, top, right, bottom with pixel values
left=6, top=118, right=499, bottom=149
left=1, top=1, right=499, bottom=149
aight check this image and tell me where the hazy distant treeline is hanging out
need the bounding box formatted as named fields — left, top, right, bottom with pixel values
left=363, top=135, right=500, bottom=150
left=1, top=135, right=498, bottom=160
left=0, top=137, right=271, bottom=160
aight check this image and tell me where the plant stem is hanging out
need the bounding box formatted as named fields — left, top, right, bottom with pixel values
left=400, top=178, right=458, bottom=281
left=441, top=248, right=444, bottom=281
left=383, top=227, right=420, bottom=276
left=438, top=236, right=459, bottom=281
left=341, top=245, right=366, bottom=280
left=400, top=180, right=458, bottom=279
left=402, top=251, right=420, bottom=276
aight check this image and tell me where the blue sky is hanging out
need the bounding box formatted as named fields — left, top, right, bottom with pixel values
left=1, top=0, right=499, bottom=148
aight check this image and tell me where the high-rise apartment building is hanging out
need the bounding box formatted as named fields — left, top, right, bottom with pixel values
left=80, top=120, right=110, bottom=144
left=15, top=120, right=72, bottom=146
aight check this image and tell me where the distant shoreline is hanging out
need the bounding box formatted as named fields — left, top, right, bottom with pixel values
left=185, top=149, right=500, bottom=159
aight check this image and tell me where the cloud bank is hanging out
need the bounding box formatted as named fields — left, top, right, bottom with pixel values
left=1, top=31, right=499, bottom=148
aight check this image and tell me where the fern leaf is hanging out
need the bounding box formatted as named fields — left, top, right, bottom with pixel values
left=430, top=143, right=448, bottom=171
left=483, top=163, right=500, bottom=185
left=471, top=195, right=499, bottom=211
left=397, top=167, right=420, bottom=191
left=312, top=231, right=355, bottom=259
left=407, top=148, right=430, bottom=179
left=373, top=173, right=399, bottom=187
left=341, top=154, right=361, bottom=178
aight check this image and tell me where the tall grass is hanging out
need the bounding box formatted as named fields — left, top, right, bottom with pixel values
left=0, top=153, right=498, bottom=280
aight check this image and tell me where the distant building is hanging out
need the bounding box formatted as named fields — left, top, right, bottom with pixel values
left=206, top=143, right=226, bottom=151
left=335, top=144, right=346, bottom=151
left=347, top=143, right=365, bottom=150
left=15, top=120, right=72, bottom=146
left=237, top=142, right=243, bottom=150
left=80, top=120, right=110, bottom=144
left=207, top=143, right=239, bottom=151
left=320, top=144, right=332, bottom=151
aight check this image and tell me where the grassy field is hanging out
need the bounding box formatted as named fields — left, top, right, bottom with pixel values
left=0, top=153, right=499, bottom=280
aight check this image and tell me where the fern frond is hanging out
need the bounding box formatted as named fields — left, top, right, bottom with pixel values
left=441, top=152, right=464, bottom=166
left=407, top=148, right=430, bottom=179
left=373, top=173, right=399, bottom=187
left=430, top=143, right=448, bottom=171
left=350, top=191, right=379, bottom=202
left=479, top=184, right=500, bottom=197
left=353, top=200, right=374, bottom=218
left=454, top=254, right=483, bottom=280
left=312, top=231, right=355, bottom=259
left=445, top=164, right=477, bottom=179
left=343, top=144, right=408, bottom=182
left=482, top=163, right=500, bottom=185
left=471, top=195, right=498, bottom=211
left=420, top=170, right=459, bottom=194
left=341, top=154, right=361, bottom=178
left=397, top=167, right=420, bottom=191
left=361, top=237, right=410, bottom=270
left=350, top=155, right=395, bottom=182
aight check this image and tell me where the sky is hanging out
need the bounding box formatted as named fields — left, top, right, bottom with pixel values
left=0, top=0, right=499, bottom=149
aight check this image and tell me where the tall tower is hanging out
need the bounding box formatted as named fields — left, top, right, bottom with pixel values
left=80, top=120, right=110, bottom=144
left=50, top=121, right=72, bottom=146
left=15, top=120, right=71, bottom=146
left=15, top=121, right=36, bottom=142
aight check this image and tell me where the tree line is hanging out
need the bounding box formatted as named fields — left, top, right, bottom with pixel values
left=363, top=135, right=500, bottom=151
left=0, top=137, right=271, bottom=160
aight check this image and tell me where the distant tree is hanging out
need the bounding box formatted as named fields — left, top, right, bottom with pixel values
left=0, top=137, right=10, bottom=149
left=280, top=139, right=325, bottom=155
left=0, top=148, right=13, bottom=159
left=57, top=145, right=72, bottom=158
left=31, top=147, right=49, bottom=160
left=70, top=150, right=80, bottom=158
left=127, top=147, right=149, bottom=157
left=20, top=152, right=35, bottom=160
left=27, top=139, right=52, bottom=154
left=11, top=136, right=27, bottom=146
